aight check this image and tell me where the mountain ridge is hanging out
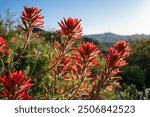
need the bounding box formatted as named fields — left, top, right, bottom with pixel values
left=84, top=32, right=150, bottom=43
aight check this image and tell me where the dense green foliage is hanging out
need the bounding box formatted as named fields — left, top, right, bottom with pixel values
left=121, top=39, right=150, bottom=90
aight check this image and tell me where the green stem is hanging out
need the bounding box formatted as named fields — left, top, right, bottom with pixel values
left=29, top=57, right=38, bottom=77
left=1, top=28, right=32, bottom=75
left=0, top=59, right=5, bottom=74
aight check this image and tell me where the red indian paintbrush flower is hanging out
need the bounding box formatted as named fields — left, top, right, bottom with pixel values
left=77, top=42, right=100, bottom=66
left=0, top=36, right=8, bottom=54
left=0, top=70, right=34, bottom=100
left=106, top=40, right=131, bottom=69
left=71, top=42, right=100, bottom=78
left=68, top=42, right=101, bottom=99
left=105, top=48, right=126, bottom=68
left=57, top=17, right=82, bottom=39
left=91, top=41, right=131, bottom=99
left=114, top=40, right=131, bottom=58
left=103, top=40, right=130, bottom=88
left=18, top=6, right=44, bottom=30
left=55, top=57, right=72, bottom=74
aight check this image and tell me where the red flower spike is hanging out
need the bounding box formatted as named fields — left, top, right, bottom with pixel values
left=0, top=36, right=8, bottom=54
left=57, top=17, right=82, bottom=39
left=0, top=70, right=34, bottom=100
left=106, top=48, right=120, bottom=68
left=114, top=41, right=130, bottom=53
left=18, top=6, right=44, bottom=30
left=106, top=40, right=131, bottom=69
left=114, top=40, right=131, bottom=58
left=77, top=42, right=100, bottom=66
left=92, top=40, right=131, bottom=99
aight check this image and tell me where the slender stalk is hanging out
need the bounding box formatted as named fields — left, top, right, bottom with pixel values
left=15, top=29, right=32, bottom=63
left=91, top=66, right=112, bottom=99
left=68, top=78, right=84, bottom=100
left=68, top=63, right=87, bottom=100
left=29, top=57, right=38, bottom=77
left=32, top=38, right=71, bottom=77
left=1, top=29, right=32, bottom=76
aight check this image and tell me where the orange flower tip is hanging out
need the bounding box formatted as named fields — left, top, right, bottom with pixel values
left=63, top=77, right=70, bottom=81
left=70, top=66, right=77, bottom=71
left=53, top=42, right=60, bottom=48
left=76, top=42, right=99, bottom=65
left=57, top=17, right=82, bottom=39
left=20, top=6, right=44, bottom=30
left=115, top=82, right=122, bottom=89
left=57, top=88, right=64, bottom=94
left=50, top=62, right=55, bottom=65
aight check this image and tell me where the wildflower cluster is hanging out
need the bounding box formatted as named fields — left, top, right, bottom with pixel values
left=89, top=41, right=131, bottom=99
left=0, top=6, right=131, bottom=100
left=0, top=71, right=33, bottom=100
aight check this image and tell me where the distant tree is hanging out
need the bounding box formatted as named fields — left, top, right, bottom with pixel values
left=121, top=39, right=150, bottom=90
left=4, top=9, right=16, bottom=32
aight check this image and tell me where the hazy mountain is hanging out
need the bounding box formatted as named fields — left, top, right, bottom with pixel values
left=84, top=32, right=150, bottom=43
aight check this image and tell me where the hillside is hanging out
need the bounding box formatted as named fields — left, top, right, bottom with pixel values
left=84, top=32, right=150, bottom=43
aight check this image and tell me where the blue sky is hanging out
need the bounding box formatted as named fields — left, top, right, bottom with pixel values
left=0, top=0, right=150, bottom=35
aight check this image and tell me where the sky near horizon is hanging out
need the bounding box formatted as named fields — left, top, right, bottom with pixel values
left=0, top=0, right=150, bottom=35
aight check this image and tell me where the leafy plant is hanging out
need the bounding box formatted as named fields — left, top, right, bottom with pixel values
left=0, top=6, right=131, bottom=100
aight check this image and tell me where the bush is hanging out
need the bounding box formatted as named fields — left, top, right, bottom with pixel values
left=121, top=65, right=145, bottom=90
left=121, top=39, right=150, bottom=90
left=116, top=84, right=150, bottom=100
